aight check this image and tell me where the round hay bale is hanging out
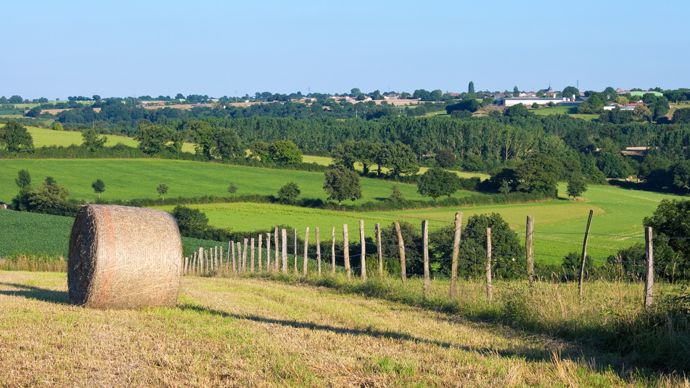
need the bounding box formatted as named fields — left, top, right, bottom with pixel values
left=68, top=205, right=182, bottom=308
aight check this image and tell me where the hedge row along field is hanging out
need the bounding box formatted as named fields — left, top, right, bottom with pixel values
left=0, top=159, right=480, bottom=204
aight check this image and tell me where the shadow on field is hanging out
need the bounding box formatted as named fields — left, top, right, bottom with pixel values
left=177, top=303, right=567, bottom=364
left=0, top=282, right=69, bottom=304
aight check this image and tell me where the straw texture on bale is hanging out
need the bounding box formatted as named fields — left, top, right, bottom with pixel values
left=68, top=205, right=182, bottom=308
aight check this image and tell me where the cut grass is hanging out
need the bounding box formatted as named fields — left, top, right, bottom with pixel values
left=0, top=270, right=679, bottom=385
left=0, top=159, right=478, bottom=204
left=157, top=183, right=685, bottom=265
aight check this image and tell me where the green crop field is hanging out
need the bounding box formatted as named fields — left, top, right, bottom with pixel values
left=157, top=184, right=685, bottom=265
left=530, top=106, right=599, bottom=121
left=0, top=209, right=220, bottom=259
left=0, top=159, right=479, bottom=204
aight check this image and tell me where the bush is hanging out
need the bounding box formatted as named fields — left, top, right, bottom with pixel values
left=277, top=182, right=300, bottom=204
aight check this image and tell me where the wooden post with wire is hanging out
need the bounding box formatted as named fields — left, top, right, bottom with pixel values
left=450, top=212, right=462, bottom=299
left=303, top=227, right=309, bottom=276
left=422, top=220, right=430, bottom=296
left=375, top=223, right=383, bottom=277
left=293, top=229, right=298, bottom=274
left=395, top=221, right=406, bottom=282
left=578, top=210, right=594, bottom=301
left=360, top=220, right=367, bottom=281
left=274, top=227, right=280, bottom=272
left=281, top=228, right=288, bottom=273
left=315, top=227, right=321, bottom=276
left=343, top=224, right=351, bottom=280
left=266, top=233, right=271, bottom=272
left=486, top=227, right=493, bottom=302
left=644, top=226, right=655, bottom=309
left=258, top=234, right=263, bottom=272
left=526, top=215, right=535, bottom=285
left=331, top=227, right=336, bottom=274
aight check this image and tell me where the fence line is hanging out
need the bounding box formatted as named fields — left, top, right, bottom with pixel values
left=181, top=211, right=657, bottom=307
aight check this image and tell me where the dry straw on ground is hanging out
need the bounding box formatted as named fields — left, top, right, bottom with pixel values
left=68, top=205, right=182, bottom=308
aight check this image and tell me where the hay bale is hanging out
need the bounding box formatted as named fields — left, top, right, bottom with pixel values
left=68, top=205, right=182, bottom=308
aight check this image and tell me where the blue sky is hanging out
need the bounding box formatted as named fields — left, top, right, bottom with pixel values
left=2, top=0, right=689, bottom=98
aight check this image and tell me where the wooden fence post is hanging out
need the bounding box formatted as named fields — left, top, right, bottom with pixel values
left=256, top=233, right=264, bottom=272
left=486, top=227, right=493, bottom=302
left=184, top=256, right=189, bottom=276
left=293, top=229, right=298, bottom=274
left=231, top=241, right=237, bottom=273
left=281, top=228, right=288, bottom=273
left=273, top=227, right=280, bottom=272
left=197, top=247, right=203, bottom=275
left=266, top=233, right=271, bottom=272
left=215, top=246, right=219, bottom=272
left=303, top=227, right=310, bottom=276
left=331, top=227, right=336, bottom=274
left=220, top=246, right=224, bottom=275
left=360, top=220, right=367, bottom=281
left=250, top=238, right=256, bottom=273
left=315, top=227, right=321, bottom=276
left=395, top=221, right=406, bottom=282
left=227, top=241, right=232, bottom=273
left=242, top=238, right=248, bottom=273
left=423, top=220, right=430, bottom=296
left=450, top=212, right=462, bottom=299
left=343, top=224, right=351, bottom=280
left=236, top=242, right=242, bottom=273
left=578, top=210, right=594, bottom=301
left=526, top=215, right=535, bottom=285
left=375, top=223, right=383, bottom=277
left=644, top=226, right=654, bottom=309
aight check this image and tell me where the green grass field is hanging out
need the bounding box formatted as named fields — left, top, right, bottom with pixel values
left=157, top=184, right=684, bottom=265
left=0, top=210, right=219, bottom=258
left=0, top=124, right=195, bottom=152
left=0, top=271, right=680, bottom=385
left=531, top=106, right=599, bottom=121
left=0, top=159, right=479, bottom=204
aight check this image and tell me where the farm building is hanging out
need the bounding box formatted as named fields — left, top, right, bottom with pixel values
left=502, top=97, right=565, bottom=107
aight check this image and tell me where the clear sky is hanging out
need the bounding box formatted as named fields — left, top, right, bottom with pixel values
left=2, top=0, right=689, bottom=98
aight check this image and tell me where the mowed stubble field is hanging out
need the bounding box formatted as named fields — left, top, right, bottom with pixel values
left=0, top=271, right=650, bottom=386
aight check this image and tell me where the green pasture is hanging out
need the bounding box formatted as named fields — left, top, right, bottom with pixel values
left=157, top=184, right=684, bottom=265
left=0, top=159, right=478, bottom=204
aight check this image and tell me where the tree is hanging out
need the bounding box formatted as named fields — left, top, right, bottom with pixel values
left=156, top=183, right=169, bottom=198
left=515, top=154, right=559, bottom=197
left=386, top=142, right=418, bottom=177
left=417, top=168, right=460, bottom=199
left=644, top=200, right=690, bottom=279
left=468, top=81, right=475, bottom=95
left=445, top=99, right=480, bottom=114
left=323, top=165, right=362, bottom=202
left=435, top=149, right=456, bottom=168
left=172, top=206, right=209, bottom=238
left=268, top=140, right=302, bottom=165
left=671, top=161, right=690, bottom=192
left=20, top=177, right=72, bottom=215
left=596, top=151, right=633, bottom=179
left=91, top=179, right=106, bottom=199
left=459, top=213, right=525, bottom=278
left=0, top=121, right=34, bottom=153
left=277, top=182, right=301, bottom=204
left=227, top=183, right=238, bottom=194
left=513, top=86, right=520, bottom=97
left=673, top=108, right=690, bottom=123
left=566, top=172, right=587, bottom=198
left=82, top=129, right=107, bottom=152
left=15, top=169, right=31, bottom=189
left=214, top=128, right=242, bottom=159
left=136, top=121, right=175, bottom=155
left=388, top=185, right=406, bottom=204
left=561, top=86, right=579, bottom=99
left=51, top=122, right=64, bottom=131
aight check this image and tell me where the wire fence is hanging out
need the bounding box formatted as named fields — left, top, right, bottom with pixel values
left=183, top=210, right=664, bottom=308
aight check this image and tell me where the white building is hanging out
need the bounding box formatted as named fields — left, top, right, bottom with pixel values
left=503, top=97, right=565, bottom=107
